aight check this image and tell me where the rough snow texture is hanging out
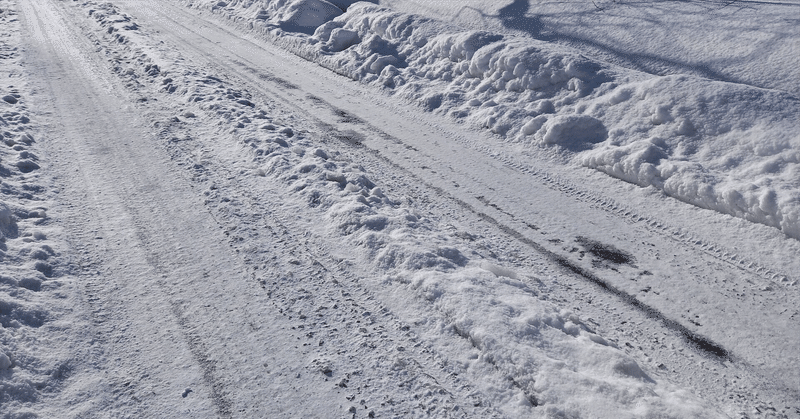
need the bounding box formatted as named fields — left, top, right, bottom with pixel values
left=193, top=79, right=713, bottom=418
left=0, top=2, right=74, bottom=415
left=64, top=2, right=732, bottom=416
left=185, top=0, right=800, bottom=240
left=4, top=0, right=797, bottom=415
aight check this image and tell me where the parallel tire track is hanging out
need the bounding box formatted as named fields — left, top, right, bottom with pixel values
left=127, top=1, right=736, bottom=364
left=190, top=1, right=795, bottom=290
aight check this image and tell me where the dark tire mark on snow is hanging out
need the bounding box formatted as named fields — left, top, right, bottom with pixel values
left=328, top=127, right=732, bottom=360
left=474, top=197, right=729, bottom=360
left=333, top=130, right=365, bottom=147
left=575, top=236, right=633, bottom=265
left=551, top=256, right=729, bottom=360
left=465, top=190, right=731, bottom=360
left=170, top=302, right=233, bottom=418
left=334, top=108, right=364, bottom=124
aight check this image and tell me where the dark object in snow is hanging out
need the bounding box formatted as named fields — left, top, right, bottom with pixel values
left=576, top=236, right=633, bottom=265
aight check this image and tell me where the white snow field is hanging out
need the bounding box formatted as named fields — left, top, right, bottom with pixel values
left=0, top=0, right=797, bottom=418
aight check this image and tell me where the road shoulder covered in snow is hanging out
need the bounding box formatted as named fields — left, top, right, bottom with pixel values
left=62, top=0, right=729, bottom=416
left=3, top=0, right=797, bottom=417
left=186, top=0, right=800, bottom=241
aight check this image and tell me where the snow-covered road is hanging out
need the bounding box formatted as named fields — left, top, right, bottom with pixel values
left=1, top=0, right=798, bottom=417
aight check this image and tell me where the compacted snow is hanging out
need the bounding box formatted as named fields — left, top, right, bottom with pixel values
left=1, top=0, right=798, bottom=418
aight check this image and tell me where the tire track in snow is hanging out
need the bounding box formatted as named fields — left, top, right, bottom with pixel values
left=153, top=119, right=502, bottom=416
left=120, top=0, right=735, bottom=363
left=170, top=302, right=233, bottom=418
left=463, top=138, right=795, bottom=287
left=74, top=1, right=799, bottom=415
left=215, top=61, right=737, bottom=362
left=178, top=0, right=795, bottom=291
left=349, top=140, right=733, bottom=361
left=70, top=3, right=505, bottom=414
left=19, top=1, right=236, bottom=415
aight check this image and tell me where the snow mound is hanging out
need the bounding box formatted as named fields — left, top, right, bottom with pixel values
left=272, top=0, right=342, bottom=35
left=306, top=4, right=800, bottom=238
left=581, top=76, right=800, bottom=238
left=535, top=114, right=607, bottom=150
left=402, top=268, right=713, bottom=418
left=192, top=0, right=800, bottom=239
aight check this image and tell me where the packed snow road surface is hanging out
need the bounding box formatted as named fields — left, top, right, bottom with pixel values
left=1, top=0, right=798, bottom=417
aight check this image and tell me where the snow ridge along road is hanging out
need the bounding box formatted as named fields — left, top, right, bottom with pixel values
left=186, top=0, right=800, bottom=242
left=2, top=0, right=797, bottom=417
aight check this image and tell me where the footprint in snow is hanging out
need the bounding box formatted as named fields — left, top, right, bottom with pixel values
left=16, top=160, right=39, bottom=173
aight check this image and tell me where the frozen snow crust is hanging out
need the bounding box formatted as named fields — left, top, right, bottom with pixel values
left=186, top=0, right=800, bottom=240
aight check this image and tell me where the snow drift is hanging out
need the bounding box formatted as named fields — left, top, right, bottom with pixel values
left=183, top=0, right=800, bottom=243
left=184, top=0, right=800, bottom=240
left=74, top=2, right=721, bottom=413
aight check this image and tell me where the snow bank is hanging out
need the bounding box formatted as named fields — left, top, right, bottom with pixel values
left=245, top=118, right=719, bottom=417
left=381, top=0, right=800, bottom=98
left=210, top=0, right=370, bottom=35
left=78, top=2, right=727, bottom=415
left=184, top=0, right=800, bottom=240
left=244, top=116, right=717, bottom=417
left=581, top=76, right=800, bottom=239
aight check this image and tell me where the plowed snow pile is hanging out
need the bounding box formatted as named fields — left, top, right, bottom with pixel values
left=186, top=0, right=800, bottom=240
left=4, top=0, right=798, bottom=417
left=78, top=1, right=732, bottom=415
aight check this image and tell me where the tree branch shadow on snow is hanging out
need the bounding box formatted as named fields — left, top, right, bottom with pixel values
left=454, top=0, right=798, bottom=94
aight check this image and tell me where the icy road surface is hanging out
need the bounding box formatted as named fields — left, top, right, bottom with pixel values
left=1, top=0, right=798, bottom=417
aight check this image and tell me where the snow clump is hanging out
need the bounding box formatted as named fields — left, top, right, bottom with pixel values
left=189, top=0, right=800, bottom=239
